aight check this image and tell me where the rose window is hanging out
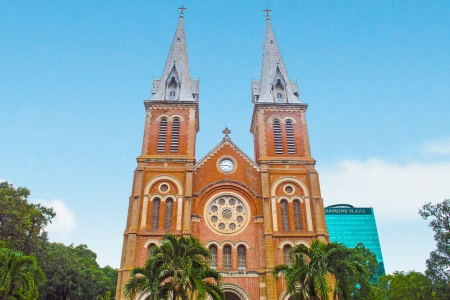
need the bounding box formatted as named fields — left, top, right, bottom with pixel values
left=206, top=195, right=249, bottom=234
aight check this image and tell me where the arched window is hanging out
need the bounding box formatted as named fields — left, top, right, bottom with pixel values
left=157, top=117, right=168, bottom=152
left=273, top=119, right=283, bottom=154
left=164, top=198, right=173, bottom=229
left=277, top=92, right=282, bottom=99
left=283, top=245, right=292, bottom=265
left=209, top=245, right=217, bottom=268
left=293, top=200, right=302, bottom=230
left=281, top=200, right=290, bottom=230
left=151, top=198, right=160, bottom=229
left=147, top=244, right=156, bottom=256
left=237, top=245, right=246, bottom=269
left=223, top=245, right=232, bottom=269
left=170, top=117, right=180, bottom=152
left=286, top=120, right=296, bottom=154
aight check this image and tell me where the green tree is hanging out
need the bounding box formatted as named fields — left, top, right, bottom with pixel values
left=274, top=240, right=331, bottom=300
left=0, top=182, right=55, bottom=256
left=38, top=243, right=117, bottom=300
left=376, top=271, right=434, bottom=300
left=0, top=247, right=45, bottom=300
left=124, top=234, right=224, bottom=300
left=419, top=199, right=450, bottom=299
left=274, top=240, right=377, bottom=300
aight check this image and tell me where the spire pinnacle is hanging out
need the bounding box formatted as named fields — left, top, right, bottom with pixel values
left=149, top=8, right=199, bottom=102
left=263, top=7, right=272, bottom=20
left=251, top=10, right=302, bottom=104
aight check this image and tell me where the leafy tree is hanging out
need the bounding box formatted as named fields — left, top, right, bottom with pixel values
left=375, top=271, right=434, bottom=300
left=124, top=234, right=224, bottom=300
left=38, top=243, right=117, bottom=300
left=0, top=247, right=45, bottom=300
left=419, top=199, right=450, bottom=299
left=0, top=182, right=55, bottom=256
left=274, top=240, right=377, bottom=300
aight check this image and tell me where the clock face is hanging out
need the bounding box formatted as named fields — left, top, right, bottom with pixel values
left=219, top=158, right=234, bottom=172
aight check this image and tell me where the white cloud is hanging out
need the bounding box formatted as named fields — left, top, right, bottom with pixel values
left=424, top=137, right=450, bottom=155
left=319, top=159, right=450, bottom=273
left=39, top=199, right=76, bottom=236
left=320, top=159, right=450, bottom=221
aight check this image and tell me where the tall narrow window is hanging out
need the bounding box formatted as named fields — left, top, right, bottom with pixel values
left=170, top=117, right=180, bottom=152
left=281, top=200, right=290, bottom=230
left=283, top=245, right=292, bottom=265
left=157, top=117, right=168, bottom=152
left=237, top=246, right=246, bottom=269
left=223, top=245, right=232, bottom=269
left=293, top=200, right=302, bottom=230
left=209, top=245, right=217, bottom=268
left=151, top=198, right=161, bottom=229
left=164, top=199, right=173, bottom=229
left=273, top=119, right=283, bottom=154
left=286, top=120, right=296, bottom=154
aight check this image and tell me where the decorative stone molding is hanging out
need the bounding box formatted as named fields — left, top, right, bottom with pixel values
left=144, top=175, right=183, bottom=196
left=193, top=180, right=262, bottom=198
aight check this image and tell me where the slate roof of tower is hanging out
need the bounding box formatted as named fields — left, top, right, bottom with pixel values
left=256, top=15, right=302, bottom=103
left=150, top=13, right=197, bottom=102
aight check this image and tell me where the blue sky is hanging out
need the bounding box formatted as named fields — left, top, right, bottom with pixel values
left=1, top=1, right=449, bottom=273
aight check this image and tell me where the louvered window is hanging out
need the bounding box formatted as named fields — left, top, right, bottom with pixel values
left=170, top=117, right=180, bottom=152
left=294, top=200, right=302, bottom=230
left=281, top=200, right=290, bottom=230
left=223, top=245, right=232, bottom=269
left=164, top=199, right=173, bottom=229
left=286, top=120, right=296, bottom=154
left=237, top=246, right=246, bottom=269
left=157, top=118, right=168, bottom=152
left=273, top=119, right=283, bottom=154
left=209, top=245, right=217, bottom=268
left=283, top=245, right=292, bottom=265
left=151, top=198, right=160, bottom=229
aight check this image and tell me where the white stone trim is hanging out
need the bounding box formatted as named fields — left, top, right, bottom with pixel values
left=270, top=176, right=309, bottom=197
left=140, top=196, right=149, bottom=229
left=142, top=239, right=161, bottom=248
left=304, top=196, right=313, bottom=231
left=235, top=241, right=250, bottom=250
left=144, top=175, right=183, bottom=196
left=271, top=196, right=278, bottom=232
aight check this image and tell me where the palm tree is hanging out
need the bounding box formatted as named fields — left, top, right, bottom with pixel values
left=124, top=234, right=224, bottom=300
left=0, top=247, right=45, bottom=300
left=274, top=240, right=331, bottom=300
left=275, top=240, right=377, bottom=300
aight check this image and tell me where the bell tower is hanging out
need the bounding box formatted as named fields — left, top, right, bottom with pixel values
left=250, top=10, right=328, bottom=300
left=116, top=9, right=199, bottom=299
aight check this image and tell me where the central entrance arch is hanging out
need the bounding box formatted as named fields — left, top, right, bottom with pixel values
left=225, top=291, right=242, bottom=300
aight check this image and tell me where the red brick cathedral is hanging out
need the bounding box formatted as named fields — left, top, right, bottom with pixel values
left=116, top=9, right=329, bottom=300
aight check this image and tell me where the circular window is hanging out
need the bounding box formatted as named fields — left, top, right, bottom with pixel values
left=205, top=195, right=249, bottom=235
left=159, top=183, right=170, bottom=193
left=284, top=185, right=294, bottom=195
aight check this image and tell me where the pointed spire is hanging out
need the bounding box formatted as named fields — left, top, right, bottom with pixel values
left=252, top=9, right=301, bottom=104
left=150, top=7, right=198, bottom=102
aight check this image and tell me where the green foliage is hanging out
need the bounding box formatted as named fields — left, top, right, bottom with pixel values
left=38, top=243, right=117, bottom=300
left=0, top=247, right=45, bottom=300
left=274, top=240, right=377, bottom=300
left=420, top=199, right=450, bottom=299
left=124, top=234, right=224, bottom=300
left=374, top=271, right=434, bottom=300
left=0, top=182, right=55, bottom=256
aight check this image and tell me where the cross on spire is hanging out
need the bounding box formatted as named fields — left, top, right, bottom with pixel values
left=263, top=7, right=272, bottom=20
left=178, top=5, right=187, bottom=16
left=222, top=127, right=231, bottom=139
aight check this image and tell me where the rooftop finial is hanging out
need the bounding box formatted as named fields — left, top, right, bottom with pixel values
left=263, top=7, right=272, bottom=20
left=222, top=127, right=231, bottom=140
left=178, top=5, right=187, bottom=17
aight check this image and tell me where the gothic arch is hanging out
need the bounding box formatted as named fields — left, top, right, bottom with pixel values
left=222, top=283, right=251, bottom=300
left=169, top=114, right=185, bottom=121
left=155, top=114, right=171, bottom=121
left=142, top=239, right=161, bottom=248
left=144, top=175, right=183, bottom=196
left=235, top=241, right=250, bottom=249
left=270, top=176, right=309, bottom=197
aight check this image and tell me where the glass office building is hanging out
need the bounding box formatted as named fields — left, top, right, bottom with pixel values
left=325, top=204, right=385, bottom=281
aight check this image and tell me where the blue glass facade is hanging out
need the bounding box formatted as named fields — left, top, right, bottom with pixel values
left=325, top=204, right=385, bottom=281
